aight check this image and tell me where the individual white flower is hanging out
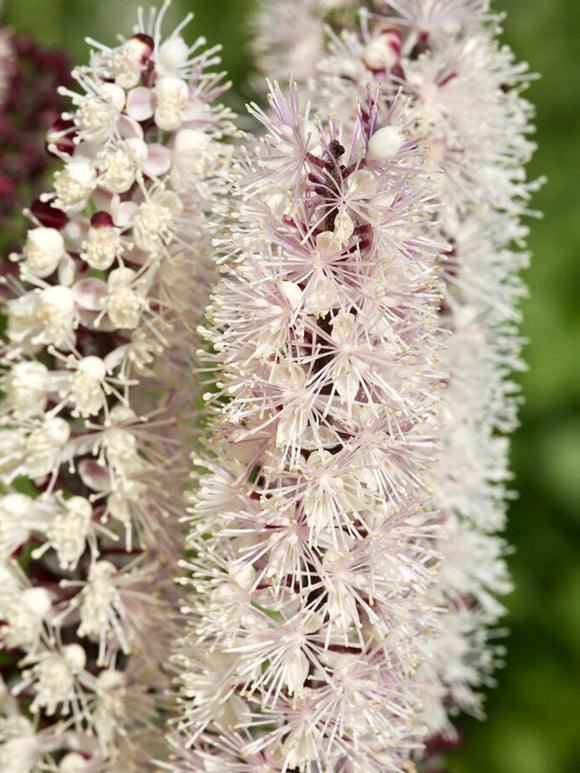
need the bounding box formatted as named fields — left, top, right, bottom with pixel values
left=33, top=285, right=76, bottom=348
left=362, top=29, right=403, bottom=71
left=153, top=75, right=189, bottom=131
left=25, top=416, right=71, bottom=480
left=5, top=291, right=42, bottom=355
left=0, top=714, right=48, bottom=773
left=31, top=496, right=94, bottom=571
left=71, top=80, right=126, bottom=143
left=80, top=211, right=123, bottom=270
left=0, top=493, right=51, bottom=555
left=158, top=35, right=190, bottom=73
left=89, top=35, right=154, bottom=89
left=0, top=587, right=52, bottom=650
left=367, top=125, right=405, bottom=161
left=1, top=360, right=51, bottom=418
left=67, top=356, right=109, bottom=418
left=58, top=753, right=92, bottom=773
left=18, top=227, right=67, bottom=278
left=76, top=561, right=128, bottom=662
left=131, top=185, right=182, bottom=252
left=98, top=137, right=147, bottom=194
left=104, top=267, right=148, bottom=329
left=23, top=643, right=88, bottom=717
left=53, top=159, right=97, bottom=213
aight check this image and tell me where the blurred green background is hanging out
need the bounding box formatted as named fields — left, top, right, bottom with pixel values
left=2, top=0, right=578, bottom=771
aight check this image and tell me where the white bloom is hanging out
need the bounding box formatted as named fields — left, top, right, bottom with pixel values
left=91, top=35, right=153, bottom=89
left=2, top=360, right=50, bottom=418
left=154, top=75, right=189, bottom=130
left=363, top=29, right=402, bottom=71
left=33, top=285, right=76, bottom=348
left=20, top=227, right=66, bottom=278
left=44, top=496, right=93, bottom=571
left=73, top=81, right=126, bottom=142
left=81, top=219, right=122, bottom=270
left=53, top=160, right=97, bottom=213
left=1, top=587, right=52, bottom=650
left=98, top=137, right=147, bottom=194
left=25, top=416, right=70, bottom=480
left=104, top=267, right=147, bottom=329
left=0, top=493, right=48, bottom=555
left=68, top=356, right=108, bottom=418
left=367, top=125, right=405, bottom=161
left=0, top=715, right=40, bottom=773
left=59, top=753, right=91, bottom=773
left=5, top=292, right=41, bottom=355
left=132, top=186, right=182, bottom=252
left=158, top=36, right=190, bottom=72
left=26, top=644, right=87, bottom=717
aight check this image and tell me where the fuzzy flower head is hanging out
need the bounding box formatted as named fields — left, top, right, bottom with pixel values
left=1, top=4, right=233, bottom=770
left=169, top=79, right=447, bottom=772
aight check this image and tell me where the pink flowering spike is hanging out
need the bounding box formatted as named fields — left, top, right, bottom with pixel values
left=1, top=5, right=234, bottom=770
left=168, top=77, right=447, bottom=771
left=249, top=0, right=540, bottom=761
left=250, top=0, right=357, bottom=83
left=236, top=0, right=539, bottom=767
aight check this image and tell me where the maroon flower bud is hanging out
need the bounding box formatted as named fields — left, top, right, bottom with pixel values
left=90, top=211, right=116, bottom=228
left=29, top=198, right=69, bottom=230
left=46, top=116, right=76, bottom=156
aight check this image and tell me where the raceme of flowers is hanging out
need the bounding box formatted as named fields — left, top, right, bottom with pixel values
left=0, top=1, right=538, bottom=772
left=299, top=0, right=540, bottom=727
left=0, top=3, right=232, bottom=770
left=168, top=81, right=446, bottom=772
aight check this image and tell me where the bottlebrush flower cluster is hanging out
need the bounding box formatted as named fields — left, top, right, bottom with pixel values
left=0, top=1, right=538, bottom=772
left=168, top=82, right=446, bottom=772
left=295, top=0, right=540, bottom=726
left=0, top=3, right=231, bottom=771
left=165, top=2, right=537, bottom=773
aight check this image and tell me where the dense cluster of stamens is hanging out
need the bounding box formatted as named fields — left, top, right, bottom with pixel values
left=249, top=0, right=540, bottom=746
left=0, top=2, right=538, bottom=771
left=0, top=3, right=231, bottom=770
left=166, top=79, right=449, bottom=772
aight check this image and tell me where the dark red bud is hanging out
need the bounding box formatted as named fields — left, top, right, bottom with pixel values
left=46, top=116, right=76, bottom=156
left=30, top=199, right=69, bottom=229
left=90, top=211, right=115, bottom=228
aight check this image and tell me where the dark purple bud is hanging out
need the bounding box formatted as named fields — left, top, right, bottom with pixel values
left=30, top=199, right=69, bottom=229
left=90, top=211, right=115, bottom=228
left=46, top=116, right=76, bottom=156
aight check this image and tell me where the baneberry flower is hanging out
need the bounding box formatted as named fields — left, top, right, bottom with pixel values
left=162, top=1, right=539, bottom=770
left=168, top=79, right=448, bottom=772
left=0, top=3, right=232, bottom=770
left=249, top=0, right=540, bottom=756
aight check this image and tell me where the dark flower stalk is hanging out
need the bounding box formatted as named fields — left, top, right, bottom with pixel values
left=0, top=25, right=71, bottom=250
